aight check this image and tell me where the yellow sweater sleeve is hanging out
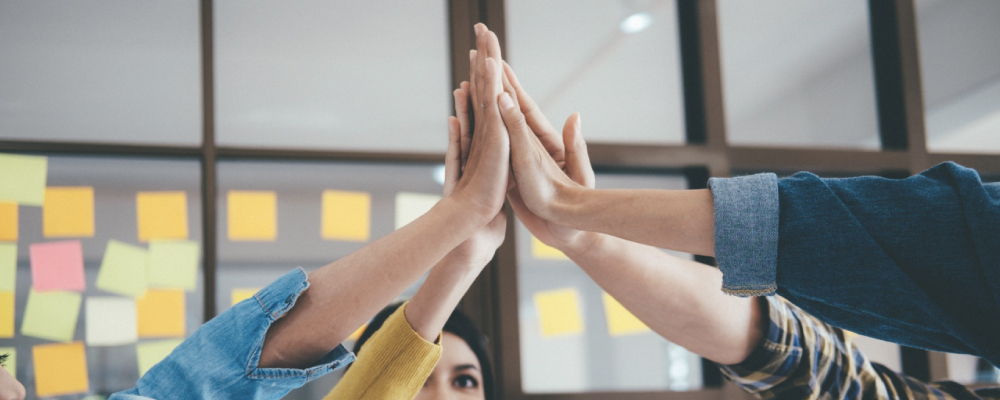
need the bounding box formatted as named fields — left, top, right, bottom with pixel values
left=324, top=302, right=442, bottom=400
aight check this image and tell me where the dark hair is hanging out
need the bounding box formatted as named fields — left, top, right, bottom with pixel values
left=351, top=303, right=496, bottom=400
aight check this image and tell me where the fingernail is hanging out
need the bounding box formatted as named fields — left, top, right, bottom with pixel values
left=499, top=92, right=514, bottom=110
left=469, top=49, right=475, bottom=62
left=475, top=24, right=484, bottom=35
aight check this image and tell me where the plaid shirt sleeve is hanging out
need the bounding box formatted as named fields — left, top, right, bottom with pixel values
left=720, top=296, right=1000, bottom=400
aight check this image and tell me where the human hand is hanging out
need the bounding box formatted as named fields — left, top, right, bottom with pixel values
left=447, top=24, right=510, bottom=223
left=445, top=83, right=506, bottom=266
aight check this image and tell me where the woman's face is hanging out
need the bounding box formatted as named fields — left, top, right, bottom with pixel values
left=415, top=332, right=485, bottom=400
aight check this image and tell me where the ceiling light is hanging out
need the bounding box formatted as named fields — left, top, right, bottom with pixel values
left=620, top=12, right=652, bottom=34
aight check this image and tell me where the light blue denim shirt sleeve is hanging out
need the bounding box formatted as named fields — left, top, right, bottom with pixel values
left=110, top=267, right=355, bottom=400
left=708, top=173, right=780, bottom=297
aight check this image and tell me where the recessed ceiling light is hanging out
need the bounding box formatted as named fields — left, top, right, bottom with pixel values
left=620, top=12, right=652, bottom=34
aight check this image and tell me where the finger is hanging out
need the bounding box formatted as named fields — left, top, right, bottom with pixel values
left=562, top=113, right=596, bottom=188
left=454, top=85, right=471, bottom=168
left=475, top=25, right=489, bottom=113
left=486, top=30, right=502, bottom=63
left=499, top=89, right=539, bottom=178
left=469, top=49, right=479, bottom=122
left=502, top=61, right=566, bottom=165
left=444, top=116, right=461, bottom=195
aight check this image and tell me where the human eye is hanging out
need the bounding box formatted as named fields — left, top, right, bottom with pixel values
left=453, top=374, right=479, bottom=389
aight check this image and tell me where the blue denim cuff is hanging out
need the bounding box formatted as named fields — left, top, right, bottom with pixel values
left=709, top=174, right=779, bottom=297
left=246, top=267, right=356, bottom=381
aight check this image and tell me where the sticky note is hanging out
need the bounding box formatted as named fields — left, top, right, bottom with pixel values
left=0, top=154, right=47, bottom=206
left=532, top=236, right=569, bottom=260
left=136, top=191, right=189, bottom=242
left=395, top=192, right=441, bottom=229
left=21, top=289, right=81, bottom=342
left=227, top=191, right=277, bottom=241
left=137, top=289, right=185, bottom=338
left=602, top=292, right=650, bottom=336
left=534, top=288, right=584, bottom=337
left=231, top=288, right=260, bottom=306
left=148, top=240, right=199, bottom=292
left=0, top=292, right=13, bottom=338
left=322, top=190, right=371, bottom=241
left=33, top=342, right=89, bottom=396
left=0, top=243, right=15, bottom=291
left=96, top=240, right=148, bottom=297
left=86, top=297, right=138, bottom=346
left=43, top=186, right=95, bottom=238
left=29, top=240, right=85, bottom=292
left=0, top=347, right=15, bottom=379
left=137, top=339, right=183, bottom=377
left=0, top=202, right=16, bottom=241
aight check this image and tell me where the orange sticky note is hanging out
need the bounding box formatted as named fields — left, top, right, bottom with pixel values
left=230, top=288, right=260, bottom=307
left=137, top=289, right=185, bottom=338
left=532, top=236, right=569, bottom=260
left=321, top=190, right=371, bottom=241
left=348, top=323, right=368, bottom=341
left=43, top=187, right=95, bottom=238
left=534, top=288, right=585, bottom=337
left=0, top=291, right=13, bottom=338
left=0, top=202, right=16, bottom=241
left=602, top=292, right=650, bottom=336
left=33, top=342, right=89, bottom=397
left=136, top=191, right=189, bottom=242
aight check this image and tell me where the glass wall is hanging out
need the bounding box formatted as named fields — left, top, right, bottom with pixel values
left=505, top=0, right=687, bottom=145
left=0, top=1, right=202, bottom=145
left=717, top=0, right=881, bottom=149
left=213, top=0, right=452, bottom=153
left=916, top=0, right=1000, bottom=153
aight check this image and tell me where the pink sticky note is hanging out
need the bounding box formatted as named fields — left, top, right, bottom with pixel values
left=30, top=241, right=86, bottom=292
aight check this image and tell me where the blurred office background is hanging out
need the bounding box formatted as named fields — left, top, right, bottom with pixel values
left=1, top=0, right=998, bottom=398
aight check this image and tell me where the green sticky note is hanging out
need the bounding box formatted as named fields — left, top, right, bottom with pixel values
left=0, top=154, right=48, bottom=206
left=137, top=339, right=183, bottom=377
left=0, top=347, right=16, bottom=380
left=0, top=244, right=15, bottom=292
left=21, top=289, right=82, bottom=342
left=96, top=240, right=148, bottom=297
left=148, top=241, right=199, bottom=292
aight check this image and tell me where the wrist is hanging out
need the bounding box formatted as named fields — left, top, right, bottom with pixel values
left=561, top=231, right=608, bottom=261
left=549, top=183, right=591, bottom=227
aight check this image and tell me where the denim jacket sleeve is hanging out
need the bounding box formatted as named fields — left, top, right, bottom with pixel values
left=709, top=162, right=1000, bottom=366
left=110, top=268, right=355, bottom=400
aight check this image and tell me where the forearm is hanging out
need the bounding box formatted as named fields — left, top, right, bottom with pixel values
left=260, top=197, right=485, bottom=368
left=405, top=251, right=488, bottom=341
left=565, top=233, right=762, bottom=364
left=554, top=188, right=716, bottom=257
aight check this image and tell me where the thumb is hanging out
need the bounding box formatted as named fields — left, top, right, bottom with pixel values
left=562, top=113, right=595, bottom=189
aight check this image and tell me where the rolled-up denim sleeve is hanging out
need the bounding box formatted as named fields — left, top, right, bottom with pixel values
left=111, top=268, right=355, bottom=400
left=708, top=173, right=780, bottom=297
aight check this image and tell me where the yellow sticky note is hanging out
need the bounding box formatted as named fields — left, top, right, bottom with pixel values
left=0, top=347, right=15, bottom=379
left=137, top=339, right=183, bottom=377
left=96, top=240, right=148, bottom=297
left=0, top=292, right=13, bottom=338
left=0, top=154, right=47, bottom=206
left=147, top=240, right=199, bottom=292
left=136, top=191, right=189, bottom=242
left=0, top=202, right=16, bottom=241
left=21, top=289, right=81, bottom=342
left=137, top=289, right=185, bottom=338
left=231, top=288, right=260, bottom=307
left=227, top=191, right=277, bottom=241
left=534, top=288, right=584, bottom=337
left=0, top=243, right=15, bottom=291
left=532, top=236, right=569, bottom=260
left=43, top=187, right=95, bottom=238
left=394, top=192, right=441, bottom=229
left=322, top=190, right=371, bottom=241
left=33, top=342, right=89, bottom=397
left=602, top=292, right=650, bottom=336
